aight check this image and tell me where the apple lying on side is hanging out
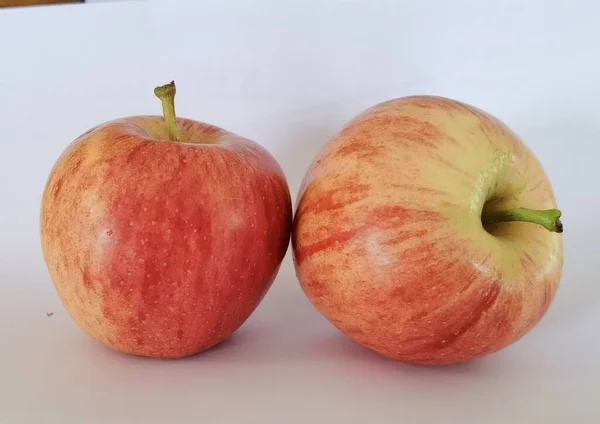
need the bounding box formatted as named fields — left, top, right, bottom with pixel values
left=41, top=81, right=292, bottom=358
left=292, top=95, right=563, bottom=365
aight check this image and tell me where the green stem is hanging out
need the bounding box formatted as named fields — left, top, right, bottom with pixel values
left=481, top=208, right=563, bottom=233
left=154, top=81, right=180, bottom=142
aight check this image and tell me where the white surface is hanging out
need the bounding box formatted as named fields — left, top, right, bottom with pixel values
left=1, top=0, right=599, bottom=422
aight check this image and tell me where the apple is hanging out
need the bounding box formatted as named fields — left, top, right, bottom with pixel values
left=292, top=95, right=563, bottom=365
left=41, top=81, right=292, bottom=358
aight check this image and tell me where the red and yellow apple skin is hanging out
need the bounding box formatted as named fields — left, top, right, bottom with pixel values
left=41, top=117, right=292, bottom=358
left=292, top=96, right=563, bottom=365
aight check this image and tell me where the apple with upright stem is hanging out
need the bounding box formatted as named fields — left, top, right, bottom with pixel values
left=41, top=81, right=292, bottom=358
left=292, top=95, right=563, bottom=365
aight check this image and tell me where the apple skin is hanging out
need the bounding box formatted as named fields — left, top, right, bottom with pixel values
left=41, top=116, right=292, bottom=358
left=292, top=96, right=563, bottom=365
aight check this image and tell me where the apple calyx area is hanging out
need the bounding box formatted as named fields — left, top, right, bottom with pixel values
left=481, top=207, right=563, bottom=233
left=154, top=80, right=180, bottom=142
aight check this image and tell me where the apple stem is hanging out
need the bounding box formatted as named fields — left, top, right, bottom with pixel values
left=154, top=81, right=180, bottom=142
left=481, top=208, right=563, bottom=233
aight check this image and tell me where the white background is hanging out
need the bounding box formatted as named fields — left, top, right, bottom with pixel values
left=1, top=0, right=599, bottom=422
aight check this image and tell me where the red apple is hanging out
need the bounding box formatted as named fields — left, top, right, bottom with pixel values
left=292, top=95, right=563, bottom=365
left=41, top=82, right=292, bottom=358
